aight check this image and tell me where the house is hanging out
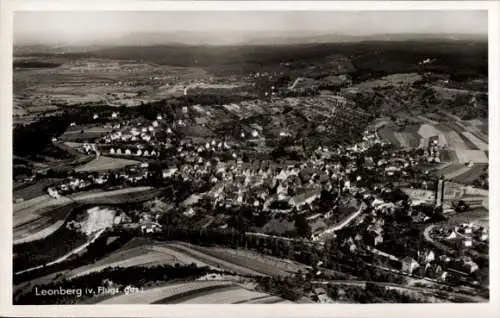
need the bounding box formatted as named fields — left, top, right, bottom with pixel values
left=463, top=239, right=473, bottom=248
left=364, top=228, right=383, bottom=246
left=289, top=190, right=321, bottom=208
left=439, top=271, right=449, bottom=282
left=313, top=288, right=333, bottom=303
left=125, top=149, right=131, bottom=155
left=463, top=260, right=479, bottom=273
left=401, top=256, right=420, bottom=274
left=110, top=148, right=115, bottom=154
left=424, top=250, right=435, bottom=263
left=446, top=231, right=457, bottom=240
left=116, top=148, right=122, bottom=155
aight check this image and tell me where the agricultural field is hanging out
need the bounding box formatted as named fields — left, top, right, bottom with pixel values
left=67, top=239, right=306, bottom=280
left=461, top=132, right=488, bottom=151
left=349, top=73, right=422, bottom=90
left=67, top=239, right=213, bottom=279
left=59, top=125, right=114, bottom=142
left=433, top=163, right=488, bottom=184
left=74, top=156, right=139, bottom=172
left=454, top=150, right=488, bottom=164
left=13, top=178, right=64, bottom=201
left=99, top=280, right=290, bottom=304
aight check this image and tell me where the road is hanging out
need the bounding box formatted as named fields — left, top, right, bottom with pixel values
left=15, top=228, right=106, bottom=275
left=312, top=204, right=365, bottom=241
left=423, top=224, right=454, bottom=253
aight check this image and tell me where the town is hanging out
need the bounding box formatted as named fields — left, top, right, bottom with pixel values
left=12, top=10, right=489, bottom=305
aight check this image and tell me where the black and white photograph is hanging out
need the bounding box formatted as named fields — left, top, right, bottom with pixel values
left=2, top=1, right=498, bottom=314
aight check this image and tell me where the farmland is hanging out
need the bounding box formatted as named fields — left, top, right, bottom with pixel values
left=67, top=239, right=213, bottom=279
left=13, top=178, right=64, bottom=201
left=59, top=124, right=114, bottom=142
left=99, top=280, right=290, bottom=304
left=74, top=156, right=140, bottom=172
left=376, top=111, right=488, bottom=186
left=67, top=238, right=308, bottom=280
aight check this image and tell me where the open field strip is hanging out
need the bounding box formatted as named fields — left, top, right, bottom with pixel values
left=452, top=164, right=488, bottom=184
left=393, top=132, right=411, bottom=148
left=13, top=195, right=73, bottom=227
left=443, top=131, right=468, bottom=149
left=99, top=280, right=235, bottom=304
left=75, top=156, right=140, bottom=172
left=461, top=132, right=488, bottom=151
left=177, top=286, right=288, bottom=304
left=164, top=243, right=270, bottom=277
left=15, top=229, right=106, bottom=275
left=69, top=244, right=215, bottom=279
left=200, top=246, right=309, bottom=275
left=455, top=150, right=488, bottom=164
left=69, top=254, right=179, bottom=279
left=442, top=166, right=473, bottom=180
left=440, top=150, right=460, bottom=163
left=13, top=178, right=64, bottom=201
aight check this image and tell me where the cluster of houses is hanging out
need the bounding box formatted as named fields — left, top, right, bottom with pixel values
left=440, top=223, right=489, bottom=247
left=47, top=176, right=96, bottom=197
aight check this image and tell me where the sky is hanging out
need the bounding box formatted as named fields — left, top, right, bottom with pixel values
left=14, top=11, right=488, bottom=45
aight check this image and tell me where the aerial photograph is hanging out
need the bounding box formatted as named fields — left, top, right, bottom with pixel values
left=12, top=10, right=489, bottom=304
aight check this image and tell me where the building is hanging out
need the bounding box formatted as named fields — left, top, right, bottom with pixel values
left=401, top=256, right=420, bottom=275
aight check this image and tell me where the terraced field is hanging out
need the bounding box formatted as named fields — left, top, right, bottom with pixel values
left=461, top=132, right=488, bottom=151
left=452, top=164, right=488, bottom=184
left=454, top=150, right=488, bottom=164
left=68, top=239, right=306, bottom=280
left=99, top=280, right=290, bottom=304
left=434, top=163, right=487, bottom=184
left=68, top=242, right=212, bottom=279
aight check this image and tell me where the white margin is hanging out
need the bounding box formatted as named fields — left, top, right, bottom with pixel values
left=1, top=1, right=498, bottom=318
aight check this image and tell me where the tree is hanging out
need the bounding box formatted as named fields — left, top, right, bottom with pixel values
left=294, top=213, right=312, bottom=239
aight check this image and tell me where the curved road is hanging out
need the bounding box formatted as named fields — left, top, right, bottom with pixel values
left=423, top=224, right=454, bottom=253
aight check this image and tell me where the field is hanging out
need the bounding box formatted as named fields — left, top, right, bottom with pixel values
left=59, top=125, right=113, bottom=142
left=13, top=178, right=64, bottom=201
left=67, top=239, right=307, bottom=280
left=75, top=156, right=139, bottom=172
left=461, top=132, right=488, bottom=151
left=68, top=240, right=213, bottom=279
left=99, top=280, right=290, bottom=304
left=433, top=163, right=487, bottom=184
left=454, top=150, right=488, bottom=164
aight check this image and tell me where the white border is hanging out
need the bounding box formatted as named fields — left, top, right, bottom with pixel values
left=1, top=1, right=498, bottom=317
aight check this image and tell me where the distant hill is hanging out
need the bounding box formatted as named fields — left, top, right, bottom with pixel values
left=14, top=32, right=486, bottom=54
